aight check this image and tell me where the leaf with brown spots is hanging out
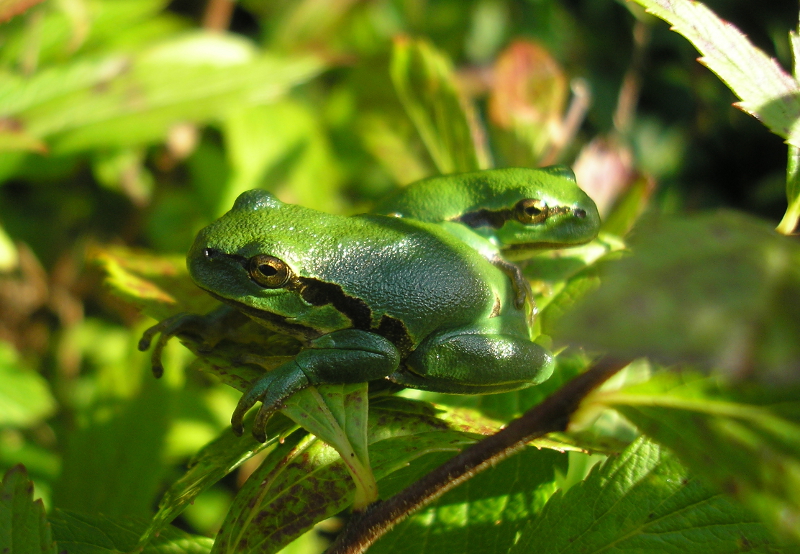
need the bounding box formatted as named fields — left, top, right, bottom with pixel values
left=213, top=397, right=500, bottom=554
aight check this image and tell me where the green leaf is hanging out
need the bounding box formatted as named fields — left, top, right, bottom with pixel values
left=0, top=341, right=55, bottom=427
left=52, top=375, right=173, bottom=519
left=139, top=413, right=297, bottom=549
left=556, top=211, right=800, bottom=383
left=370, top=447, right=567, bottom=554
left=93, top=245, right=217, bottom=321
left=0, top=465, right=56, bottom=554
left=390, top=37, right=489, bottom=174
left=512, top=437, right=781, bottom=553
left=599, top=372, right=800, bottom=544
left=281, top=384, right=377, bottom=510
left=778, top=141, right=800, bottom=235
left=50, top=509, right=212, bottom=554
left=212, top=398, right=495, bottom=554
left=0, top=32, right=325, bottom=154
left=221, top=100, right=342, bottom=214
left=778, top=30, right=800, bottom=236
left=629, top=0, right=800, bottom=148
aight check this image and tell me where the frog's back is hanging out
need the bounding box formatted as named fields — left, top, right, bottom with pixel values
left=304, top=214, right=520, bottom=342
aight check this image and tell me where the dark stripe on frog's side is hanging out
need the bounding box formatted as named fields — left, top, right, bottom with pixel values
left=454, top=205, right=572, bottom=230
left=290, top=276, right=415, bottom=356
left=290, top=277, right=372, bottom=329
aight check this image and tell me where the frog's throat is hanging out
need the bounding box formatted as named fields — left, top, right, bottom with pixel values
left=502, top=236, right=594, bottom=254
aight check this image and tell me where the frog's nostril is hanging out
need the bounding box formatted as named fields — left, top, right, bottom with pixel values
left=574, top=208, right=586, bottom=219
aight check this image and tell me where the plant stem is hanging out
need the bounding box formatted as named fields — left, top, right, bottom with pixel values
left=327, top=356, right=630, bottom=554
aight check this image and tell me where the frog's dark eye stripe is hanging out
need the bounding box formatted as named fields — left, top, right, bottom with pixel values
left=248, top=255, right=293, bottom=288
left=455, top=198, right=577, bottom=229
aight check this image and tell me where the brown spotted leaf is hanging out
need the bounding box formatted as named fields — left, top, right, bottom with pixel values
left=212, top=397, right=499, bottom=554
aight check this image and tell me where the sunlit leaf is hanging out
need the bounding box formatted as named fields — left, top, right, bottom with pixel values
left=222, top=101, right=342, bottom=214
left=778, top=31, right=800, bottom=236
left=629, top=0, right=800, bottom=148
left=93, top=245, right=216, bottom=321
left=0, top=32, right=325, bottom=154
left=597, top=373, right=800, bottom=544
left=391, top=37, right=489, bottom=174
left=0, top=465, right=56, bottom=554
left=512, top=437, right=782, bottom=553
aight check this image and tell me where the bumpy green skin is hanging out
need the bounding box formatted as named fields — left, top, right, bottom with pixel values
left=374, top=166, right=600, bottom=261
left=186, top=190, right=553, bottom=441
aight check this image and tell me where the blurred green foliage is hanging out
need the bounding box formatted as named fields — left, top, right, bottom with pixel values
left=1, top=0, right=799, bottom=553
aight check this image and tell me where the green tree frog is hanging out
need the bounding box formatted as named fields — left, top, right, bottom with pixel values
left=140, top=168, right=600, bottom=442
left=374, top=166, right=600, bottom=309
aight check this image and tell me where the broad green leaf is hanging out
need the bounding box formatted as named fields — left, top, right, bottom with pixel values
left=0, top=341, right=55, bottom=427
left=213, top=398, right=498, bottom=554
left=221, top=101, right=342, bottom=214
left=139, top=413, right=296, bottom=549
left=598, top=372, right=800, bottom=544
left=52, top=375, right=172, bottom=519
left=50, top=508, right=212, bottom=554
left=370, top=446, right=567, bottom=554
left=0, top=32, right=325, bottom=154
left=513, top=437, right=781, bottom=553
left=357, top=112, right=433, bottom=186
left=282, top=384, right=377, bottom=510
left=556, top=211, right=800, bottom=384
left=629, top=0, right=800, bottom=148
left=391, top=37, right=489, bottom=174
left=0, top=465, right=56, bottom=554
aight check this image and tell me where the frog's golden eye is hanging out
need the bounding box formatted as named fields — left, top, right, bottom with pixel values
left=515, top=199, right=549, bottom=224
left=248, top=255, right=292, bottom=288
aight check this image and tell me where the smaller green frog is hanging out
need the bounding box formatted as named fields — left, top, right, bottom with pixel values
left=374, top=166, right=600, bottom=309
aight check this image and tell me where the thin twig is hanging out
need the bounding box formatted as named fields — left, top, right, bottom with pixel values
left=202, top=0, right=234, bottom=32
left=327, top=357, right=630, bottom=554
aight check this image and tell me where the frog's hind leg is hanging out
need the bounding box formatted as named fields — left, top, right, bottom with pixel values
left=389, top=329, right=554, bottom=394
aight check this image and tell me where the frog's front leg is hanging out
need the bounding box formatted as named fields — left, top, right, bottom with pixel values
left=138, top=305, right=250, bottom=377
left=390, top=325, right=554, bottom=394
left=232, top=329, right=401, bottom=442
left=490, top=255, right=534, bottom=312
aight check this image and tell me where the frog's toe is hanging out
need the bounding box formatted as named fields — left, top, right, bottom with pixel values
left=252, top=403, right=277, bottom=443
left=231, top=383, right=267, bottom=437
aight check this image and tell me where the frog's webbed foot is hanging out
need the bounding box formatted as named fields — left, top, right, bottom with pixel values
left=232, top=329, right=401, bottom=442
left=231, top=362, right=310, bottom=442
left=490, top=256, right=535, bottom=314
